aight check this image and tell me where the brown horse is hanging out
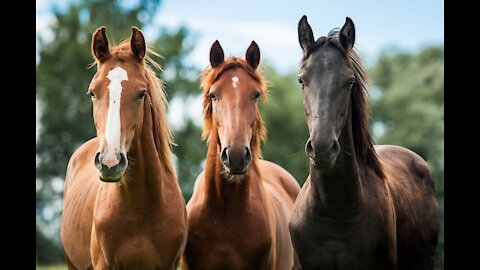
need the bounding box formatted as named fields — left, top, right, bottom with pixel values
left=181, top=41, right=301, bottom=269
left=60, top=27, right=187, bottom=269
left=289, top=16, right=439, bottom=269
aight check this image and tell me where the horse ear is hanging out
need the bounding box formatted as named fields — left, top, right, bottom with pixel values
left=246, top=41, right=260, bottom=69
left=131, top=27, right=146, bottom=62
left=92, top=26, right=111, bottom=63
left=340, top=17, right=355, bottom=50
left=210, top=40, right=224, bottom=68
left=298, top=15, right=314, bottom=57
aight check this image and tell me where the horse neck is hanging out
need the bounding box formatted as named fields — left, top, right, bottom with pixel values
left=111, top=100, right=171, bottom=208
left=309, top=111, right=362, bottom=213
left=204, top=126, right=263, bottom=213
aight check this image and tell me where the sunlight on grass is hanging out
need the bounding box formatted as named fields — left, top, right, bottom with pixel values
left=36, top=265, right=67, bottom=270
left=36, top=264, right=182, bottom=269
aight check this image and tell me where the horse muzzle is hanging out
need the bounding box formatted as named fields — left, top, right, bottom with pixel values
left=305, top=138, right=340, bottom=169
left=220, top=145, right=252, bottom=175
left=94, top=151, right=128, bottom=182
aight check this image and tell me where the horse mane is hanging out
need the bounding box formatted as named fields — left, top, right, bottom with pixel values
left=200, top=57, right=268, bottom=160
left=105, top=40, right=176, bottom=177
left=303, top=30, right=385, bottom=179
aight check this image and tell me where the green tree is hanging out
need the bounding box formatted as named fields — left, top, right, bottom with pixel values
left=36, top=0, right=200, bottom=263
left=369, top=46, right=444, bottom=268
left=261, top=65, right=310, bottom=185
left=152, top=29, right=204, bottom=200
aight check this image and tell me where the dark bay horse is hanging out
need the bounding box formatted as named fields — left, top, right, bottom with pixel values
left=289, top=16, right=439, bottom=270
left=182, top=41, right=301, bottom=269
left=60, top=27, right=187, bottom=269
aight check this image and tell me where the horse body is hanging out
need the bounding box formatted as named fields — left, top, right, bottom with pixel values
left=182, top=41, right=300, bottom=270
left=290, top=116, right=398, bottom=270
left=378, top=145, right=439, bottom=269
left=61, top=27, right=187, bottom=270
left=289, top=16, right=439, bottom=270
left=186, top=159, right=299, bottom=270
left=61, top=138, right=100, bottom=269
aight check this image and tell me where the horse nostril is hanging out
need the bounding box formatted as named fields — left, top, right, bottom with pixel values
left=94, top=152, right=102, bottom=170
left=221, top=147, right=229, bottom=166
left=118, top=152, right=127, bottom=168
left=305, top=139, right=314, bottom=158
left=244, top=147, right=252, bottom=165
left=332, top=140, right=340, bottom=153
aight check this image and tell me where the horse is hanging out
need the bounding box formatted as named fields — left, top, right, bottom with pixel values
left=60, top=26, right=187, bottom=269
left=288, top=16, right=439, bottom=270
left=181, top=40, right=301, bottom=270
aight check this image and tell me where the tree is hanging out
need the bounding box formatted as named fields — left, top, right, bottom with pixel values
left=368, top=46, right=444, bottom=268
left=36, top=0, right=200, bottom=263
left=261, top=64, right=310, bottom=185
left=151, top=29, right=204, bottom=200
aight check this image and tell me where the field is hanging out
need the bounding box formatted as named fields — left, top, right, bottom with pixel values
left=36, top=265, right=183, bottom=270
left=36, top=266, right=67, bottom=270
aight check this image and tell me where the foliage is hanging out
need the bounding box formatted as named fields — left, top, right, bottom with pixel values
left=261, top=64, right=310, bottom=184
left=36, top=228, right=65, bottom=264
left=368, top=46, right=444, bottom=268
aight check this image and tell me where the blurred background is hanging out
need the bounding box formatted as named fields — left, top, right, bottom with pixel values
left=36, top=0, right=444, bottom=268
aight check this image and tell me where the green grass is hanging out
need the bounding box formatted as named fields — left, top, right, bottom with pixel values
left=36, top=265, right=68, bottom=270
left=36, top=264, right=182, bottom=270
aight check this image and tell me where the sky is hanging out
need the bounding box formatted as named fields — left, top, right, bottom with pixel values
left=147, top=0, right=444, bottom=73
left=36, top=0, right=444, bottom=131
left=37, top=0, right=444, bottom=73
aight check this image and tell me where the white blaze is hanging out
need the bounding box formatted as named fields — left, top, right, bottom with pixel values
left=103, top=66, right=128, bottom=168
left=232, top=76, right=239, bottom=88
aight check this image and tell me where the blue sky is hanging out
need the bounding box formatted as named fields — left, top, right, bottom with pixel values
left=37, top=0, right=443, bottom=72
left=36, top=0, right=444, bottom=138
left=149, top=0, right=443, bottom=72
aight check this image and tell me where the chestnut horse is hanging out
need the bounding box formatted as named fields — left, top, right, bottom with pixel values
left=288, top=16, right=439, bottom=270
left=60, top=27, right=187, bottom=269
left=182, top=41, right=301, bottom=269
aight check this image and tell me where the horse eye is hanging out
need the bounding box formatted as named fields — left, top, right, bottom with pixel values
left=209, top=91, right=216, bottom=100
left=254, top=91, right=261, bottom=100
left=298, top=76, right=305, bottom=90
left=348, top=78, right=356, bottom=89
left=297, top=76, right=304, bottom=85
left=86, top=89, right=95, bottom=99
left=137, top=90, right=146, bottom=100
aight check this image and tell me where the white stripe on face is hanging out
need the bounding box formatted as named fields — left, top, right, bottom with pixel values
left=103, top=66, right=128, bottom=168
left=232, top=76, right=239, bottom=88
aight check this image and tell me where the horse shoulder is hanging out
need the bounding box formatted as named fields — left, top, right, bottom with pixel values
left=186, top=170, right=206, bottom=214
left=184, top=170, right=208, bottom=246
left=61, top=138, right=100, bottom=270
left=374, top=145, right=439, bottom=253
left=258, top=159, right=301, bottom=203
left=375, top=144, right=435, bottom=193
left=258, top=160, right=299, bottom=270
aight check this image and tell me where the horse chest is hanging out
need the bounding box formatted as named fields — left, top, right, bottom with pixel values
left=92, top=210, right=184, bottom=269
left=186, top=209, right=273, bottom=269
left=291, top=207, right=393, bottom=270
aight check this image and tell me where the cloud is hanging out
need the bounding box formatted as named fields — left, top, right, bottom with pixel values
left=152, top=14, right=301, bottom=73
